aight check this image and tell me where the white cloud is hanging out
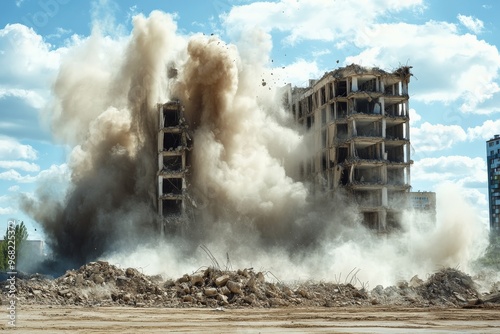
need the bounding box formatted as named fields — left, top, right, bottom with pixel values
left=0, top=137, right=37, bottom=160
left=0, top=163, right=67, bottom=184
left=224, top=2, right=500, bottom=115
left=0, top=169, right=31, bottom=182
left=223, top=0, right=424, bottom=44
left=457, top=14, right=484, bottom=34
left=0, top=160, right=40, bottom=172
left=311, top=49, right=331, bottom=58
left=412, top=156, right=486, bottom=187
left=0, top=88, right=46, bottom=109
left=411, top=122, right=467, bottom=152
left=346, top=21, right=500, bottom=113
left=15, top=0, right=25, bottom=7
left=467, top=119, right=500, bottom=141
left=409, top=108, right=421, bottom=125
left=8, top=185, right=20, bottom=192
left=0, top=206, right=16, bottom=215
left=274, top=59, right=321, bottom=86
left=0, top=24, right=63, bottom=90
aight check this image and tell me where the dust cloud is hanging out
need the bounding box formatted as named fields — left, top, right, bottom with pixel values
left=21, top=11, right=488, bottom=286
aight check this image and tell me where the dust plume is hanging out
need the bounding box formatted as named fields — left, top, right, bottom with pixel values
left=21, top=11, right=489, bottom=286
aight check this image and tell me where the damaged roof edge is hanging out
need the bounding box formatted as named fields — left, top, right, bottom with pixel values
left=294, top=63, right=413, bottom=90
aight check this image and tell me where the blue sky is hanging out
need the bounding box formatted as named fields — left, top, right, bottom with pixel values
left=1, top=0, right=499, bottom=239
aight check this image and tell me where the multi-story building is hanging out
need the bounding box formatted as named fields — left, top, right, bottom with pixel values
left=157, top=101, right=191, bottom=234
left=487, top=135, right=500, bottom=234
left=287, top=64, right=412, bottom=232
left=407, top=191, right=436, bottom=219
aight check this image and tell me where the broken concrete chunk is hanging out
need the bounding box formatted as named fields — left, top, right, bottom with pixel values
left=215, top=275, right=230, bottom=287
left=125, top=268, right=138, bottom=278
left=58, top=289, right=70, bottom=296
left=204, top=288, right=218, bottom=297
left=220, top=286, right=231, bottom=296
left=183, top=295, right=194, bottom=303
left=409, top=275, right=424, bottom=288
left=190, top=273, right=204, bottom=286
left=217, top=294, right=228, bottom=304
left=93, top=274, right=104, bottom=284
left=177, top=274, right=190, bottom=283
left=227, top=281, right=243, bottom=294
left=116, top=276, right=130, bottom=286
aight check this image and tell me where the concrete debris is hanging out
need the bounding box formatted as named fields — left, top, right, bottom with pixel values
left=3, top=262, right=500, bottom=309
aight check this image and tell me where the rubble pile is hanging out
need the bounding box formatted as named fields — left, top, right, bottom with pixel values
left=4, top=262, right=500, bottom=308
left=417, top=268, right=478, bottom=306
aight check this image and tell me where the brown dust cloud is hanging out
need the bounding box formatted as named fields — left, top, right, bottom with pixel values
left=21, top=11, right=488, bottom=286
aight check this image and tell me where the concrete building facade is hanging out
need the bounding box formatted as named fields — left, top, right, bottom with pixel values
left=487, top=134, right=500, bottom=234
left=157, top=101, right=191, bottom=234
left=288, top=64, right=413, bottom=232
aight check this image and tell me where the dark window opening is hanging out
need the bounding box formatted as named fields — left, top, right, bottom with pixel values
left=164, top=111, right=180, bottom=127
left=340, top=168, right=349, bottom=185
left=163, top=133, right=182, bottom=151
left=356, top=122, right=381, bottom=137
left=384, top=83, right=400, bottom=95
left=162, top=199, right=182, bottom=216
left=163, top=156, right=182, bottom=171
left=320, top=87, right=326, bottom=105
left=337, top=147, right=348, bottom=163
left=386, top=124, right=404, bottom=139
left=363, top=212, right=378, bottom=230
left=336, top=80, right=347, bottom=97
left=359, top=78, right=377, bottom=92
left=354, top=167, right=380, bottom=183
left=337, top=101, right=347, bottom=118
left=356, top=144, right=379, bottom=160
left=355, top=99, right=378, bottom=114
left=307, top=116, right=312, bottom=129
left=385, top=102, right=405, bottom=117
left=322, top=153, right=327, bottom=171
left=162, top=178, right=183, bottom=195
left=336, top=124, right=348, bottom=140
left=386, top=146, right=404, bottom=163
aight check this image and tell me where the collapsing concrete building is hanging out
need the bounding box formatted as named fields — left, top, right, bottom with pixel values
left=287, top=64, right=413, bottom=232
left=157, top=101, right=191, bottom=234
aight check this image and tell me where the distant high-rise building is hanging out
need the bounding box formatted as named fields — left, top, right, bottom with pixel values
left=487, top=135, right=500, bottom=234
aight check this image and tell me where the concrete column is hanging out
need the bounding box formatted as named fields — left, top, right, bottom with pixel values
left=352, top=77, right=358, bottom=92
left=382, top=187, right=388, bottom=206
left=379, top=210, right=387, bottom=231
left=380, top=97, right=385, bottom=116
left=402, top=81, right=408, bottom=95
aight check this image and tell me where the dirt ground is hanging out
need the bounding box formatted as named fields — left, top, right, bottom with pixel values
left=4, top=305, right=500, bottom=333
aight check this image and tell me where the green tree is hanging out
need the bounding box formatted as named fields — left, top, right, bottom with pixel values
left=0, top=221, right=28, bottom=271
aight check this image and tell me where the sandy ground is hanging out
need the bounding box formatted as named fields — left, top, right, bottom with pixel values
left=3, top=305, right=500, bottom=333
